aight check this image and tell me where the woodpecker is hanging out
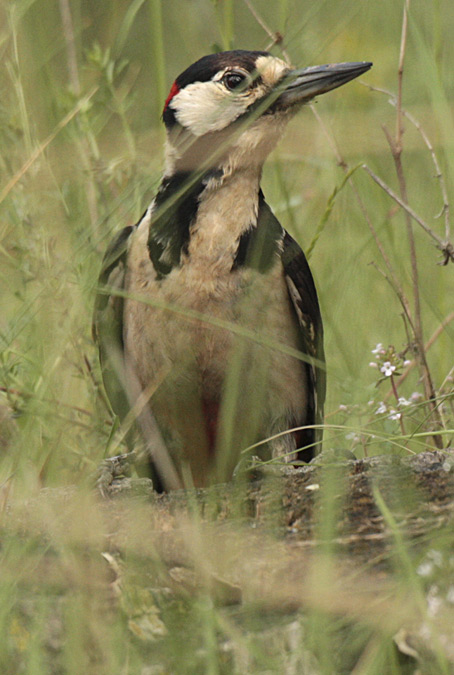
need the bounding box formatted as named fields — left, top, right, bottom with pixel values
left=94, top=50, right=371, bottom=490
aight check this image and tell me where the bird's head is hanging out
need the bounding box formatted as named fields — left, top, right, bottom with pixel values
left=162, top=50, right=371, bottom=175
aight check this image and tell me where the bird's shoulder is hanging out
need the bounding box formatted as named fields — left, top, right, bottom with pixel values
left=247, top=193, right=325, bottom=411
left=232, top=190, right=283, bottom=273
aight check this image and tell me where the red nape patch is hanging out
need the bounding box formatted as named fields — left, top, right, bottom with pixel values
left=163, top=81, right=180, bottom=113
left=202, top=397, right=220, bottom=456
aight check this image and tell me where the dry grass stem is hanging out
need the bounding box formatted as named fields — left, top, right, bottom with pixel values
left=242, top=0, right=290, bottom=60
left=310, top=104, right=414, bottom=322
left=0, top=87, right=98, bottom=205
left=366, top=82, right=451, bottom=243
left=362, top=165, right=454, bottom=262
left=58, top=0, right=81, bottom=95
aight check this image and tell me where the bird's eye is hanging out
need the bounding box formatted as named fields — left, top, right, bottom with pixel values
left=223, top=72, right=247, bottom=91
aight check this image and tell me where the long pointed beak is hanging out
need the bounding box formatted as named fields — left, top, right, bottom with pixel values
left=276, top=61, right=372, bottom=108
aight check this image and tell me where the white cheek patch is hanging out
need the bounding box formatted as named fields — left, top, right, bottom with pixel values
left=255, top=55, right=290, bottom=87
left=170, top=81, right=250, bottom=136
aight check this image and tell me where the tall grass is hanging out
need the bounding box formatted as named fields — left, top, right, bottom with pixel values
left=1, top=0, right=453, bottom=672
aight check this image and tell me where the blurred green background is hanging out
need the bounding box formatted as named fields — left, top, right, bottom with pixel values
left=1, top=1, right=454, bottom=672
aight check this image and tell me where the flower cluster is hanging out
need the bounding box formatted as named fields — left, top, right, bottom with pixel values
left=369, top=343, right=411, bottom=380
left=372, top=391, right=422, bottom=420
left=368, top=343, right=421, bottom=425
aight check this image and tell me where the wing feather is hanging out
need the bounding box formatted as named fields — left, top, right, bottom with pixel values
left=92, top=225, right=135, bottom=420
left=281, top=230, right=326, bottom=456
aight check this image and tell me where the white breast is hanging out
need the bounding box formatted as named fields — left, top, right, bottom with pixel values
left=122, top=174, right=307, bottom=475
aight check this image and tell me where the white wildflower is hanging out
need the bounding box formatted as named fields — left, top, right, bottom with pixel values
left=398, top=397, right=411, bottom=407
left=388, top=410, right=401, bottom=421
left=375, top=402, right=387, bottom=415
left=380, top=361, right=396, bottom=377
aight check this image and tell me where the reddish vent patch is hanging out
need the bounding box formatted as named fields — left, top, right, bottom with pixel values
left=202, top=397, right=220, bottom=455
left=163, top=81, right=180, bottom=113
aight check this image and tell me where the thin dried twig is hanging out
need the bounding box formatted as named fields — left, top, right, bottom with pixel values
left=0, top=386, right=93, bottom=418
left=58, top=0, right=100, bottom=229
left=0, top=88, right=98, bottom=205
left=242, top=0, right=290, bottom=61
left=123, top=359, right=182, bottom=491
left=362, top=165, right=454, bottom=263
left=368, top=261, right=415, bottom=336
left=395, top=0, right=408, bottom=152
left=310, top=104, right=413, bottom=324
left=365, top=82, right=451, bottom=243
left=385, top=0, right=444, bottom=447
left=402, top=109, right=451, bottom=242
left=58, top=0, right=81, bottom=95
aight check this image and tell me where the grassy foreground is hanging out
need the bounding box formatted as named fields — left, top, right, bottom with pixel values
left=1, top=0, right=454, bottom=672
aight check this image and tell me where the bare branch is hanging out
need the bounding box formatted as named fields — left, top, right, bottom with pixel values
left=242, top=0, right=290, bottom=62
left=369, top=262, right=415, bottom=333
left=362, top=165, right=454, bottom=263
left=310, top=104, right=413, bottom=322
left=364, top=82, right=451, bottom=244
left=401, top=108, right=451, bottom=242
left=395, top=0, right=410, bottom=152
left=364, top=0, right=443, bottom=448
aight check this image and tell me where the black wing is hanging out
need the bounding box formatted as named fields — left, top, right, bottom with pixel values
left=282, top=230, right=326, bottom=459
left=92, top=225, right=135, bottom=421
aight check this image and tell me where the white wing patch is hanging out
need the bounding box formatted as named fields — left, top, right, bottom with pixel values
left=286, top=276, right=316, bottom=346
